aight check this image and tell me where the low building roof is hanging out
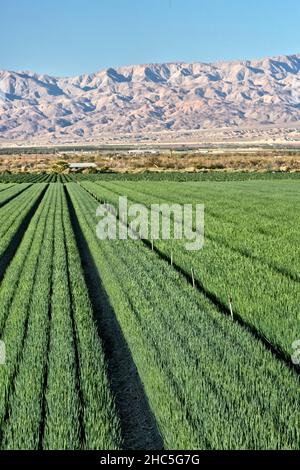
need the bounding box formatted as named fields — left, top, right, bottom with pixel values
left=69, top=162, right=97, bottom=168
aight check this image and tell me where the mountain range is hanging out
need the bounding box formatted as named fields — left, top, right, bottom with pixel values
left=0, top=54, right=300, bottom=144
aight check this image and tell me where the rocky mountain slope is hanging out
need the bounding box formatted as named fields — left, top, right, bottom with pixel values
left=0, top=54, right=300, bottom=144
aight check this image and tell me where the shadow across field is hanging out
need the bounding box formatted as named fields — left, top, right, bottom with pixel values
left=144, top=239, right=300, bottom=377
left=80, top=183, right=300, bottom=379
left=65, top=186, right=163, bottom=451
left=0, top=184, right=33, bottom=209
left=0, top=186, right=48, bottom=283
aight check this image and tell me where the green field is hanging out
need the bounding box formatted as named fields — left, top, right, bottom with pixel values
left=0, top=174, right=299, bottom=450
left=1, top=171, right=300, bottom=184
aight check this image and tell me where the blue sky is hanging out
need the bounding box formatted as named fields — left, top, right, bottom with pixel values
left=1, top=0, right=300, bottom=76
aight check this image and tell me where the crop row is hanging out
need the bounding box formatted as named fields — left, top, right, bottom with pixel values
left=0, top=184, right=16, bottom=193
left=67, top=171, right=300, bottom=182
left=0, top=184, right=120, bottom=449
left=61, top=185, right=121, bottom=449
left=1, top=184, right=57, bottom=448
left=0, top=174, right=53, bottom=183
left=0, top=183, right=47, bottom=263
left=42, top=183, right=120, bottom=449
left=1, top=171, right=300, bottom=185
left=66, top=182, right=300, bottom=449
left=0, top=184, right=55, bottom=447
left=0, top=183, right=32, bottom=207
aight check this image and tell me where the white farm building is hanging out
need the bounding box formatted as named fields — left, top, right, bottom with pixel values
left=69, top=163, right=97, bottom=172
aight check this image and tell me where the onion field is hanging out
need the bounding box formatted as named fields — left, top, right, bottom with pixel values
left=0, top=176, right=299, bottom=450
